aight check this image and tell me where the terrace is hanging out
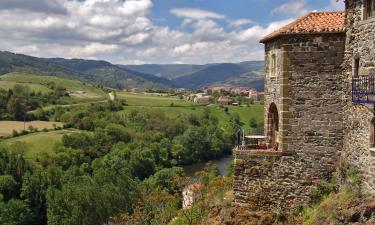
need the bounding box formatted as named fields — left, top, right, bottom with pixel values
left=235, top=102, right=280, bottom=152
left=235, top=128, right=278, bottom=152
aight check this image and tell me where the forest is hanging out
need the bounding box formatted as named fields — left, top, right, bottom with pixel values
left=0, top=83, right=247, bottom=225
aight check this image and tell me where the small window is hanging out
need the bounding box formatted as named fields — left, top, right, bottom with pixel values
left=353, top=58, right=360, bottom=77
left=370, top=118, right=375, bottom=148
left=270, top=53, right=277, bottom=78
left=364, top=0, right=375, bottom=20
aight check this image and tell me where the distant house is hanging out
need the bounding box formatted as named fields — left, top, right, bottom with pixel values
left=176, top=88, right=186, bottom=93
left=248, top=90, right=264, bottom=101
left=130, top=88, right=140, bottom=93
left=217, top=96, right=232, bottom=105
left=194, top=96, right=211, bottom=104
left=211, top=86, right=231, bottom=95
left=203, top=87, right=212, bottom=94
left=231, top=87, right=251, bottom=96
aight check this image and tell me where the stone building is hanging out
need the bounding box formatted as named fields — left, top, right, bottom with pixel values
left=233, top=12, right=347, bottom=210
left=342, top=0, right=375, bottom=196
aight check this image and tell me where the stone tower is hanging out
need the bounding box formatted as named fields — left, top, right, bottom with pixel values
left=233, top=12, right=346, bottom=210
left=342, top=0, right=375, bottom=196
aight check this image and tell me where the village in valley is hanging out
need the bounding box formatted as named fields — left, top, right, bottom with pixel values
left=0, top=0, right=374, bottom=225
left=187, top=86, right=264, bottom=105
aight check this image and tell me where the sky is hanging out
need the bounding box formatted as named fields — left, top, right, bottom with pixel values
left=0, top=0, right=345, bottom=65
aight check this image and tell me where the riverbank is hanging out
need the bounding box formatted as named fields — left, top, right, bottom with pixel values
left=183, top=154, right=233, bottom=177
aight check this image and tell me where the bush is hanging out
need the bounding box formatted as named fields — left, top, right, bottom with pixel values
left=311, top=180, right=338, bottom=204
left=12, top=129, right=19, bottom=137
left=20, top=130, right=29, bottom=136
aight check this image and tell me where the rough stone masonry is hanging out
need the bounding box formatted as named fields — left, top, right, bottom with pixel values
left=342, top=0, right=375, bottom=196
left=233, top=12, right=347, bottom=210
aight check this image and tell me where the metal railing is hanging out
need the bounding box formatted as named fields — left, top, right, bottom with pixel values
left=236, top=144, right=271, bottom=151
left=352, top=75, right=375, bottom=104
left=246, top=128, right=265, bottom=136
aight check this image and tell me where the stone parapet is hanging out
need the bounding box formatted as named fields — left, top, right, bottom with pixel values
left=233, top=149, right=339, bottom=211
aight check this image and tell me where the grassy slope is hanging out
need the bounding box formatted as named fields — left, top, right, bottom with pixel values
left=0, top=80, right=51, bottom=93
left=1, top=129, right=77, bottom=159
left=118, top=92, right=264, bottom=130
left=0, top=72, right=106, bottom=98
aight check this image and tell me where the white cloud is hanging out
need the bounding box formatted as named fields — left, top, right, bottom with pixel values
left=170, top=8, right=226, bottom=20
left=0, top=0, right=327, bottom=65
left=70, top=43, right=119, bottom=57
left=229, top=19, right=253, bottom=27
left=271, top=0, right=308, bottom=16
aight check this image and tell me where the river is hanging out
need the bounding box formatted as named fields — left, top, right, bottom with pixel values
left=183, top=154, right=233, bottom=177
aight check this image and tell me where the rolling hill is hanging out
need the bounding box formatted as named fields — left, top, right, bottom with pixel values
left=0, top=51, right=264, bottom=91
left=0, top=72, right=106, bottom=99
left=123, top=61, right=264, bottom=90
left=0, top=51, right=173, bottom=90
left=121, top=64, right=208, bottom=79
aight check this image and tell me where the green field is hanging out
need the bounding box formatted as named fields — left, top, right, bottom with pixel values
left=0, top=80, right=51, bottom=93
left=117, top=92, right=194, bottom=107
left=118, top=92, right=264, bottom=131
left=0, top=91, right=263, bottom=158
left=0, top=72, right=106, bottom=99
left=1, top=129, right=77, bottom=159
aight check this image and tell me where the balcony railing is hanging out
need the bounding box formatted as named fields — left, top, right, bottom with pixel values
left=236, top=144, right=271, bottom=151
left=352, top=75, right=375, bottom=104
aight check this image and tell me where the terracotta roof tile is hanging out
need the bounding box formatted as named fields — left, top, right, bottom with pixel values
left=260, top=11, right=345, bottom=43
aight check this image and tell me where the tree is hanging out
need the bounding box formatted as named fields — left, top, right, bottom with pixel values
left=144, top=167, right=185, bottom=194
left=249, top=118, right=258, bottom=129
left=6, top=96, right=26, bottom=120
left=21, top=166, right=63, bottom=225
left=47, top=175, right=126, bottom=225
left=0, top=175, right=17, bottom=200
left=0, top=198, right=33, bottom=225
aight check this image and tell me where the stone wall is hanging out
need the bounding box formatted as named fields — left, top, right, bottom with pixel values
left=233, top=33, right=345, bottom=210
left=233, top=150, right=339, bottom=210
left=284, top=34, right=346, bottom=154
left=264, top=39, right=283, bottom=147
left=343, top=0, right=375, bottom=196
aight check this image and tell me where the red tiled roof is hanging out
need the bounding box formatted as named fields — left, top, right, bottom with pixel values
left=260, top=11, right=345, bottom=43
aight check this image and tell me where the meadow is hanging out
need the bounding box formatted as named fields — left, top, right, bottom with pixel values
left=1, top=91, right=264, bottom=158
left=0, top=72, right=106, bottom=99
left=117, top=92, right=193, bottom=106
left=118, top=91, right=264, bottom=131
left=1, top=129, right=78, bottom=159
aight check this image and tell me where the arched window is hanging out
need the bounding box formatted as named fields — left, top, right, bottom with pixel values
left=267, top=103, right=279, bottom=149
left=353, top=57, right=360, bottom=77
left=269, top=53, right=277, bottom=78
left=371, top=118, right=375, bottom=148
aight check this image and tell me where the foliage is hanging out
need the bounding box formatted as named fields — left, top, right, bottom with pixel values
left=0, top=198, right=33, bottom=225
left=0, top=84, right=68, bottom=120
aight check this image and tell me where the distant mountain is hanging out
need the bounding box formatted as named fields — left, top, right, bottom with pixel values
left=0, top=51, right=264, bottom=91
left=123, top=61, right=264, bottom=90
left=0, top=51, right=173, bottom=90
left=121, top=64, right=208, bottom=79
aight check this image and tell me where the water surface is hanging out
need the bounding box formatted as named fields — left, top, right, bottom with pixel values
left=183, top=154, right=233, bottom=177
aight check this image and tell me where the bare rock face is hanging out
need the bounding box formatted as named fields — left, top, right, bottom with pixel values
left=182, top=183, right=202, bottom=209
